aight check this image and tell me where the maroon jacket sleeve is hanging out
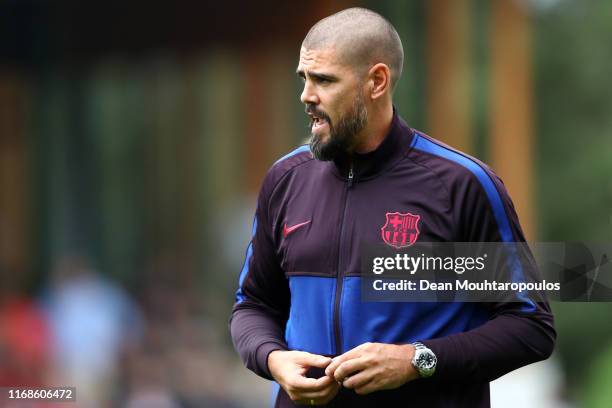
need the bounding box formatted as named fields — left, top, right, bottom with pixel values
left=422, top=170, right=556, bottom=383
left=229, top=169, right=290, bottom=380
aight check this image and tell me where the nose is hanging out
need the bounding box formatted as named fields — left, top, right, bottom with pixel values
left=300, top=81, right=319, bottom=105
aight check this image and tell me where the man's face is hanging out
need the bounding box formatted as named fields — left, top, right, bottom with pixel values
left=297, top=47, right=368, bottom=161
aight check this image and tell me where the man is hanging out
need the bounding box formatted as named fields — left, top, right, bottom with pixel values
left=230, top=7, right=555, bottom=407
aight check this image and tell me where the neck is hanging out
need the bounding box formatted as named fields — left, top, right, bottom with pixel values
left=353, top=100, right=394, bottom=154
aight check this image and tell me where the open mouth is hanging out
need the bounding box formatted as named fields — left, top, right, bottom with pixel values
left=309, top=112, right=329, bottom=132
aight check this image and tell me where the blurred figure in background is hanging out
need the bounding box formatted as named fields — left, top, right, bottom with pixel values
left=124, top=253, right=242, bottom=408
left=0, top=271, right=51, bottom=387
left=44, top=255, right=143, bottom=407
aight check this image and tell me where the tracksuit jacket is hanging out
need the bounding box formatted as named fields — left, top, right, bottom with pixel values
left=230, top=111, right=556, bottom=407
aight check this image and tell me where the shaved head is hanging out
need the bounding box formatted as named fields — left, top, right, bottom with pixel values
left=302, top=7, right=404, bottom=91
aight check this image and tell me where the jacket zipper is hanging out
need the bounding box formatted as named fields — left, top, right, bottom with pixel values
left=333, top=165, right=353, bottom=355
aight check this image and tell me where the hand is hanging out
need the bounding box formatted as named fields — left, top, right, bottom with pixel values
left=324, top=342, right=419, bottom=395
left=268, top=350, right=341, bottom=405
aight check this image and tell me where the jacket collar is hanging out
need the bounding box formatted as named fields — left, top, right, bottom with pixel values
left=329, top=108, right=414, bottom=182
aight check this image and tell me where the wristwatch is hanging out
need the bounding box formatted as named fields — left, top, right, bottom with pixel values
left=411, top=342, right=437, bottom=378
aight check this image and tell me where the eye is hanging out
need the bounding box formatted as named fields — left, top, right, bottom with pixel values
left=314, top=77, right=333, bottom=86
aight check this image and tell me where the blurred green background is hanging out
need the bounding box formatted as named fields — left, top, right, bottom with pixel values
left=0, top=0, right=611, bottom=407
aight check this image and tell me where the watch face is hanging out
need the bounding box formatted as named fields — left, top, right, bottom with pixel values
left=417, top=351, right=436, bottom=369
left=414, top=348, right=437, bottom=377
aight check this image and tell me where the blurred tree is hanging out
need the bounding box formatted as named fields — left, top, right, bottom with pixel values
left=536, top=0, right=612, bottom=241
left=535, top=0, right=612, bottom=404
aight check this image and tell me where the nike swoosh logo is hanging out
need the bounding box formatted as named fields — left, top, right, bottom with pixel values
left=283, top=220, right=311, bottom=237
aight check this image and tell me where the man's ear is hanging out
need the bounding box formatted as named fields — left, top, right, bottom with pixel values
left=367, top=63, right=391, bottom=100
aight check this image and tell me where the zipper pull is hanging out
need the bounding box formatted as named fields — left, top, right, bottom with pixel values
left=348, top=166, right=354, bottom=188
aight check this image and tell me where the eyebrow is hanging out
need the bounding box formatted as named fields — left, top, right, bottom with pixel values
left=296, top=69, right=338, bottom=82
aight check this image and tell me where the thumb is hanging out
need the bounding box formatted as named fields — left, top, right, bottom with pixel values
left=297, top=352, right=332, bottom=368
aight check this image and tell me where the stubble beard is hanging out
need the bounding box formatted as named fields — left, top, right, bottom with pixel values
left=308, top=94, right=368, bottom=162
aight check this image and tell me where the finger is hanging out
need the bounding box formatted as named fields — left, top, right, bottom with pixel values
left=325, top=352, right=357, bottom=377
left=342, top=369, right=373, bottom=390
left=295, top=352, right=332, bottom=369
left=325, top=356, right=342, bottom=377
left=325, top=342, right=372, bottom=376
left=298, top=381, right=341, bottom=399
left=295, top=379, right=341, bottom=400
left=291, top=372, right=335, bottom=392
left=334, top=357, right=368, bottom=383
left=320, top=382, right=341, bottom=404
left=354, top=378, right=379, bottom=395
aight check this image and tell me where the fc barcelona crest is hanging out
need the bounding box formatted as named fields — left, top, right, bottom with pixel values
left=381, top=212, right=421, bottom=248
